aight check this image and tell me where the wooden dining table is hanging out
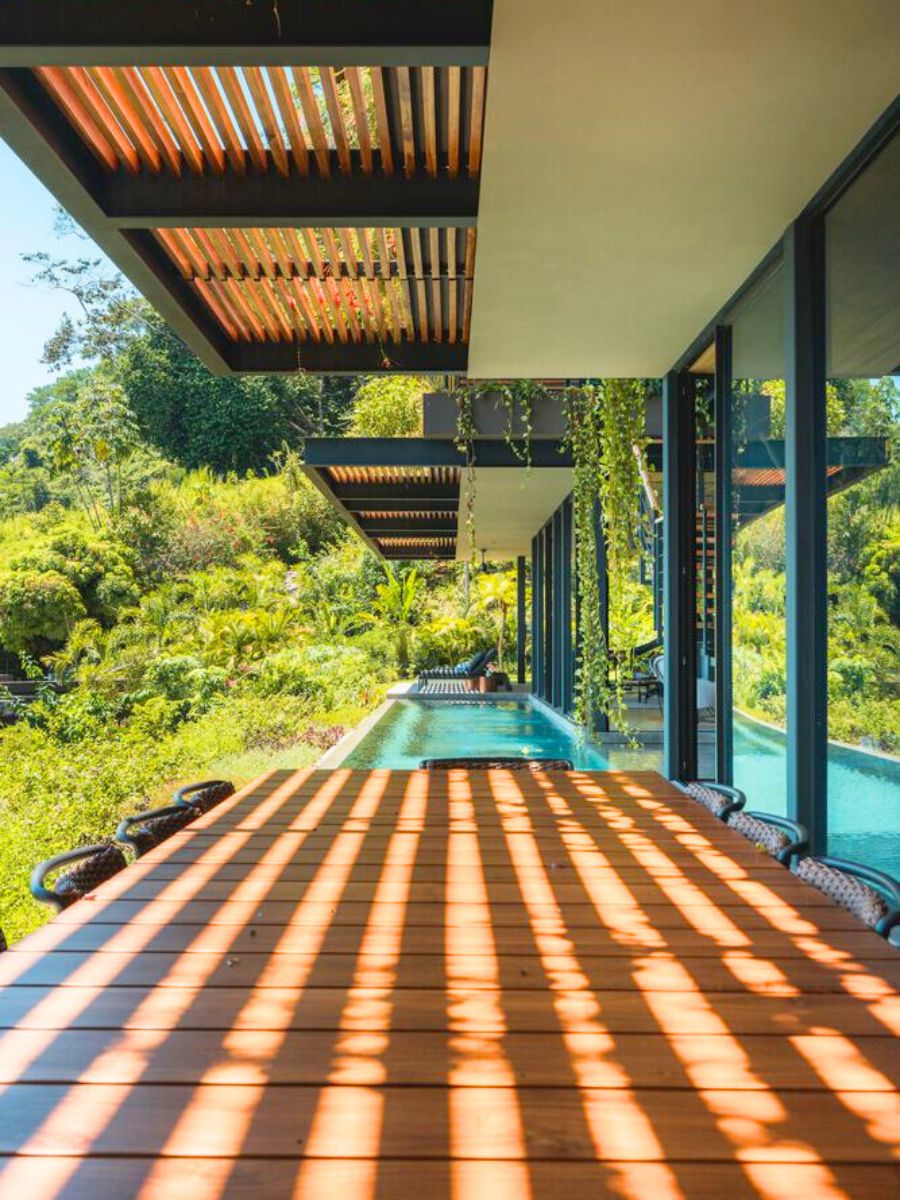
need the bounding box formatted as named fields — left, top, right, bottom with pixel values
left=0, top=767, right=897, bottom=1198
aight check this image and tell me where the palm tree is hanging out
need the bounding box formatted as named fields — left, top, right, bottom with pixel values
left=476, top=570, right=518, bottom=671
left=362, top=566, right=422, bottom=675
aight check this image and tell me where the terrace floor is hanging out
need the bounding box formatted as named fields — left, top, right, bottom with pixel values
left=0, top=768, right=898, bottom=1198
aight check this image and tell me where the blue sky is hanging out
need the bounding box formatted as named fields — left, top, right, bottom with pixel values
left=0, top=139, right=111, bottom=427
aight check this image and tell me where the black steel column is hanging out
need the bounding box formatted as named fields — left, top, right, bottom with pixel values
left=543, top=521, right=554, bottom=704
left=785, top=217, right=828, bottom=853
left=552, top=506, right=564, bottom=710
left=516, top=555, right=527, bottom=686
left=593, top=496, right=610, bottom=733
left=532, top=534, right=543, bottom=697
left=663, top=370, right=698, bottom=781
left=561, top=497, right=574, bottom=713
left=714, top=324, right=734, bottom=783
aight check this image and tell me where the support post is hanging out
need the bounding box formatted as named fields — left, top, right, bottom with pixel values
left=714, top=324, right=734, bottom=784
left=552, top=507, right=564, bottom=710
left=532, top=536, right=544, bottom=698
left=543, top=521, right=554, bottom=705
left=561, top=498, right=574, bottom=714
left=516, top=555, right=527, bottom=686
left=663, top=370, right=698, bottom=781
left=785, top=217, right=828, bottom=853
left=593, top=496, right=610, bottom=733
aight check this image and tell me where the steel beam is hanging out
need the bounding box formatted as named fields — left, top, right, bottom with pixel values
left=358, top=520, right=457, bottom=535
left=784, top=216, right=828, bottom=854
left=102, top=168, right=479, bottom=228
left=593, top=496, right=610, bottom=733
left=0, top=1, right=494, bottom=66
left=561, top=497, right=574, bottom=714
left=532, top=535, right=544, bottom=698
left=230, top=340, right=469, bottom=375
left=663, top=370, right=698, bottom=781
left=303, top=438, right=572, bottom=469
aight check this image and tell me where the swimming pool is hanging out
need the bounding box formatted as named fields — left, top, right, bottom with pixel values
left=734, top=714, right=900, bottom=876
left=343, top=698, right=661, bottom=772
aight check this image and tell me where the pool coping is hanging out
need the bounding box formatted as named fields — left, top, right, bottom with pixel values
left=314, top=698, right=395, bottom=768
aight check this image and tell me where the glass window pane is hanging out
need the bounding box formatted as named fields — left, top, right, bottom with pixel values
left=729, top=262, right=788, bottom=813
left=824, top=133, right=900, bottom=875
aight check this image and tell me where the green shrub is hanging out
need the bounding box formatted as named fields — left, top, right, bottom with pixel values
left=0, top=568, right=86, bottom=654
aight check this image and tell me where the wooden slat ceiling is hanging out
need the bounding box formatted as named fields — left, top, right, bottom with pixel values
left=0, top=56, right=487, bottom=372
left=154, top=225, right=477, bottom=347
left=326, top=466, right=461, bottom=486
left=34, top=65, right=487, bottom=179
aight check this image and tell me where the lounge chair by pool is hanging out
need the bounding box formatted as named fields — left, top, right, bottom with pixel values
left=417, top=647, right=496, bottom=687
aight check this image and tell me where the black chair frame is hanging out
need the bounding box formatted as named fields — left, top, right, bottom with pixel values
left=116, top=803, right=198, bottom=858
left=31, top=843, right=127, bottom=912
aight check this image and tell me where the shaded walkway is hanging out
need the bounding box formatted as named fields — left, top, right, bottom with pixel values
left=0, top=768, right=898, bottom=1198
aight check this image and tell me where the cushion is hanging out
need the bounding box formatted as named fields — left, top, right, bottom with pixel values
left=54, top=844, right=127, bottom=907
left=727, top=811, right=791, bottom=857
left=684, top=782, right=731, bottom=819
left=178, top=780, right=235, bottom=814
left=794, top=858, right=888, bottom=930
left=127, top=806, right=197, bottom=855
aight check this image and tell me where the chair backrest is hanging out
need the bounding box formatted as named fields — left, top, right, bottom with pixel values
left=31, top=842, right=128, bottom=911
left=421, top=756, right=573, bottom=771
left=681, top=781, right=745, bottom=820
left=726, top=809, right=807, bottom=865
left=650, top=654, right=665, bottom=683
left=174, top=779, right=235, bottom=814
left=793, top=856, right=899, bottom=937
left=117, top=803, right=197, bottom=858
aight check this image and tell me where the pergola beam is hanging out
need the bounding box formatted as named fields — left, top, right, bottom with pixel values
left=229, top=342, right=469, bottom=375
left=103, top=169, right=479, bottom=229
left=0, top=1, right=493, bottom=66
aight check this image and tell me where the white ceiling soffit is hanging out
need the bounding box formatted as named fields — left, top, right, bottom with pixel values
left=456, top=466, right=573, bottom=560
left=468, top=0, right=900, bottom=379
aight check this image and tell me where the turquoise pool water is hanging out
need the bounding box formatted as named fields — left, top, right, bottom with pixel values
left=734, top=714, right=900, bottom=876
left=345, top=698, right=660, bottom=772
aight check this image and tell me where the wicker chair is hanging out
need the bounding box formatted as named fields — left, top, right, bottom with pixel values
left=31, top=842, right=128, bottom=912
left=679, top=781, right=746, bottom=821
left=725, top=810, right=808, bottom=865
left=174, top=779, right=235, bottom=814
left=421, top=756, right=573, bottom=771
left=792, top=856, right=900, bottom=939
left=116, top=803, right=198, bottom=858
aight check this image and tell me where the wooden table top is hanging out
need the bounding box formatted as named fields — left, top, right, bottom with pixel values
left=0, top=767, right=897, bottom=1199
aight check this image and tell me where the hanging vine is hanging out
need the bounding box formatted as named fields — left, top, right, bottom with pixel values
left=566, top=380, right=648, bottom=735
left=454, top=389, right=479, bottom=563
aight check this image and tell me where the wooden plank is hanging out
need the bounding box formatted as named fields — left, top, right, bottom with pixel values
left=421, top=66, right=438, bottom=177
left=190, top=67, right=245, bottom=174
left=214, top=67, right=268, bottom=173
left=4, top=949, right=897, bottom=997
left=12, top=921, right=897, bottom=961
left=293, top=67, right=331, bottom=176
left=5, top=1028, right=897, bottom=1091
left=243, top=66, right=290, bottom=177
left=141, top=67, right=206, bottom=176
left=266, top=66, right=309, bottom=176
left=447, top=66, right=461, bottom=177
left=90, top=874, right=853, bottom=910
left=371, top=67, right=394, bottom=175
left=1, top=1160, right=896, bottom=1200
left=396, top=66, right=416, bottom=175
left=163, top=66, right=226, bottom=175
left=319, top=67, right=352, bottom=175
left=1, top=1084, right=896, bottom=1161
left=45, top=898, right=868, bottom=933
left=4, top=985, right=896, bottom=1038
left=468, top=64, right=486, bottom=175
left=345, top=67, right=373, bottom=174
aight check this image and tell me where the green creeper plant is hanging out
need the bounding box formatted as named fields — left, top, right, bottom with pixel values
left=565, top=381, right=647, bottom=735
